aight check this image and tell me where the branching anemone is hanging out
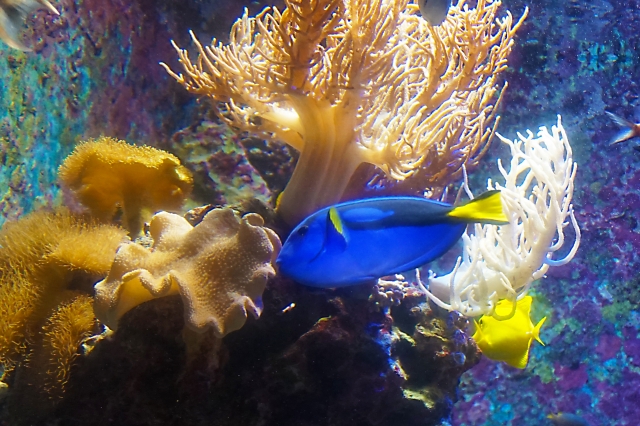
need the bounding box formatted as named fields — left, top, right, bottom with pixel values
left=423, top=116, right=580, bottom=318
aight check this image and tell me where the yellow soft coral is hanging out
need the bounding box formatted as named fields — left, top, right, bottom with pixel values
left=162, top=0, right=526, bottom=225
left=34, top=294, right=96, bottom=397
left=94, top=207, right=281, bottom=337
left=0, top=209, right=126, bottom=398
left=58, top=137, right=194, bottom=236
left=0, top=271, right=39, bottom=372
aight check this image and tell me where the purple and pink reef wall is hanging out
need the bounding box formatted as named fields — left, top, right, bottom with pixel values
left=454, top=0, right=640, bottom=424
left=0, top=0, right=280, bottom=221
left=1, top=0, right=640, bottom=425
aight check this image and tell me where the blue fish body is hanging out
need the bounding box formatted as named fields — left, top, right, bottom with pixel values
left=276, top=191, right=506, bottom=288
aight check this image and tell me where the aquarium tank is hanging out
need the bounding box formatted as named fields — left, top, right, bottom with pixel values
left=0, top=0, right=635, bottom=425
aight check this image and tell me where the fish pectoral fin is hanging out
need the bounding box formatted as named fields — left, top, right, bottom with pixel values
left=325, top=207, right=348, bottom=252
left=606, top=111, right=635, bottom=128
left=447, top=190, right=509, bottom=225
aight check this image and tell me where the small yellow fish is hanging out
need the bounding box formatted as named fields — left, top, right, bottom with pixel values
left=0, top=0, right=59, bottom=51
left=547, top=412, right=590, bottom=426
left=472, top=295, right=546, bottom=369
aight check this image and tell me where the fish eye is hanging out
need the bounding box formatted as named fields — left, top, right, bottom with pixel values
left=296, top=225, right=309, bottom=236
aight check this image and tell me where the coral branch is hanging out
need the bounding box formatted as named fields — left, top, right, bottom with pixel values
left=425, top=116, right=580, bottom=317
left=162, top=0, right=526, bottom=225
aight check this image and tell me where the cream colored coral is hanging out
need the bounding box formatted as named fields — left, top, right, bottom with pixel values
left=423, top=116, right=580, bottom=318
left=94, top=208, right=281, bottom=336
left=162, top=0, right=526, bottom=225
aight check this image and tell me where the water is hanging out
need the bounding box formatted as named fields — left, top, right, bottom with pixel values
left=0, top=0, right=637, bottom=425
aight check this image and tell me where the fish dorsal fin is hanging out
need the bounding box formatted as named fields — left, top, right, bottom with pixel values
left=518, top=295, right=533, bottom=317
left=446, top=190, right=508, bottom=224
left=325, top=207, right=348, bottom=251
left=533, top=316, right=547, bottom=346
left=341, top=206, right=395, bottom=225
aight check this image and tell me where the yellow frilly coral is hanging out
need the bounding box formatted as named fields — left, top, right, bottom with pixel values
left=162, top=0, right=526, bottom=224
left=58, top=137, right=194, bottom=235
left=94, top=207, right=282, bottom=337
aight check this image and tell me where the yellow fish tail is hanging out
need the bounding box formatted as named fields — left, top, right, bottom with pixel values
left=447, top=190, right=509, bottom=225
left=533, top=316, right=547, bottom=346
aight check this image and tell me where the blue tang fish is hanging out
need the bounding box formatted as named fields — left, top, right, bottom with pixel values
left=276, top=190, right=508, bottom=287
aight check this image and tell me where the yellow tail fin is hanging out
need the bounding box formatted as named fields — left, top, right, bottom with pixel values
left=446, top=190, right=509, bottom=224
left=533, top=316, right=547, bottom=346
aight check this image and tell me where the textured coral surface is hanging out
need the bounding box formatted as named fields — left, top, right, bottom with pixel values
left=94, top=208, right=280, bottom=336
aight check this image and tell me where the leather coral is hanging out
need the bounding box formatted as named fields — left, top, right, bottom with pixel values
left=94, top=208, right=281, bottom=337
left=162, top=0, right=526, bottom=225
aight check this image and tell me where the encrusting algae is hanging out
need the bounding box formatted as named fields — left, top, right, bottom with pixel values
left=94, top=208, right=282, bottom=337
left=163, top=0, right=527, bottom=225
left=58, top=136, right=194, bottom=236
